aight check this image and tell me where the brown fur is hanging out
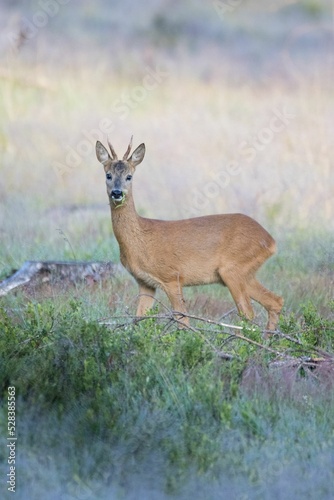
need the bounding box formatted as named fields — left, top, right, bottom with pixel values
left=96, top=139, right=283, bottom=330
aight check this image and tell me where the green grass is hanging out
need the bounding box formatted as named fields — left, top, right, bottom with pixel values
left=0, top=298, right=333, bottom=499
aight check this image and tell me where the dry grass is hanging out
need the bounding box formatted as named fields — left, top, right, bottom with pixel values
left=1, top=60, right=332, bottom=223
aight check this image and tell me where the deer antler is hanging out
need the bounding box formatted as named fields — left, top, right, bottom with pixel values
left=123, top=135, right=133, bottom=160
left=107, top=137, right=118, bottom=160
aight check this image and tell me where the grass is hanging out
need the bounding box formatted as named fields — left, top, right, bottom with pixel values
left=1, top=60, right=333, bottom=223
left=0, top=298, right=333, bottom=499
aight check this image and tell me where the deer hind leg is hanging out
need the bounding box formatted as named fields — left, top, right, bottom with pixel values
left=162, top=281, right=189, bottom=328
left=136, top=283, right=156, bottom=317
left=219, top=269, right=254, bottom=322
left=247, top=278, right=283, bottom=331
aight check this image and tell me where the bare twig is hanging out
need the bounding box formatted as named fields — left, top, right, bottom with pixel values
left=98, top=309, right=334, bottom=365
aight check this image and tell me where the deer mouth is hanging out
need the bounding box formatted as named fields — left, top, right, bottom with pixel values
left=112, top=194, right=123, bottom=202
left=110, top=191, right=126, bottom=207
left=110, top=190, right=124, bottom=202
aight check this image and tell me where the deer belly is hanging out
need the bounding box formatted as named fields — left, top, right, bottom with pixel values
left=122, top=252, right=222, bottom=289
left=182, top=267, right=222, bottom=286
left=134, top=269, right=165, bottom=289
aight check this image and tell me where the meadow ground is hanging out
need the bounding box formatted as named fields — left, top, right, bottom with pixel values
left=0, top=1, right=333, bottom=498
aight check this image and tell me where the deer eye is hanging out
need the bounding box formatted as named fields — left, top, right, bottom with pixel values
left=106, top=173, right=112, bottom=180
left=126, top=175, right=132, bottom=181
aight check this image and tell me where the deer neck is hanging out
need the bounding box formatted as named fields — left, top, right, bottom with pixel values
left=109, top=193, right=142, bottom=249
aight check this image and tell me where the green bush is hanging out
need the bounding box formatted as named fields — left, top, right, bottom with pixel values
left=0, top=299, right=333, bottom=498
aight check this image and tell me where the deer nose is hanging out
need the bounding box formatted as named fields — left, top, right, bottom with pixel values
left=111, top=190, right=123, bottom=199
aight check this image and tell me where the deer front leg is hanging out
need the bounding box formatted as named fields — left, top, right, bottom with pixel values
left=136, top=283, right=156, bottom=317
left=162, top=281, right=189, bottom=328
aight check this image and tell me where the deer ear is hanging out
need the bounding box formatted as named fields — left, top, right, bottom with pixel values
left=96, top=141, right=110, bottom=165
left=129, top=143, right=145, bottom=167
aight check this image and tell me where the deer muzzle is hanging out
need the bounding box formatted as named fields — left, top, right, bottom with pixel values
left=111, top=189, right=123, bottom=201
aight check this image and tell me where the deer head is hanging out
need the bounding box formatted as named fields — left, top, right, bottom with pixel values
left=95, top=137, right=145, bottom=206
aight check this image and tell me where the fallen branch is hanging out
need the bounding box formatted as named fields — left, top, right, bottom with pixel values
left=0, top=260, right=118, bottom=297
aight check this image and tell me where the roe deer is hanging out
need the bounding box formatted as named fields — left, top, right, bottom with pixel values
left=95, top=137, right=283, bottom=330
